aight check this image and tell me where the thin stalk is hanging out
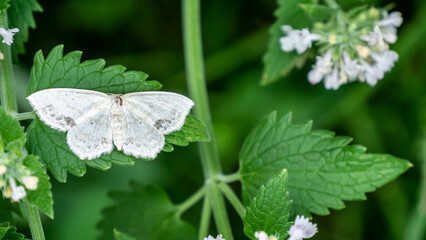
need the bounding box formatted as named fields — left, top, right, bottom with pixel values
left=23, top=200, right=45, bottom=240
left=12, top=111, right=36, bottom=121
left=218, top=182, right=245, bottom=219
left=182, top=0, right=233, bottom=239
left=218, top=172, right=241, bottom=183
left=0, top=10, right=17, bottom=113
left=176, top=186, right=205, bottom=216
left=198, top=196, right=211, bottom=240
left=0, top=10, right=45, bottom=240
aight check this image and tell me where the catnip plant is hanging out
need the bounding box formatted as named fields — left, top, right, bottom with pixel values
left=0, top=0, right=424, bottom=240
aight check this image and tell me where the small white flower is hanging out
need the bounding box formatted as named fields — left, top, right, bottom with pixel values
left=356, top=45, right=370, bottom=58
left=308, top=50, right=333, bottom=84
left=287, top=215, right=318, bottom=240
left=380, top=26, right=397, bottom=44
left=360, top=26, right=388, bottom=51
left=324, top=65, right=340, bottom=90
left=0, top=164, right=7, bottom=175
left=342, top=52, right=362, bottom=81
left=0, top=28, right=19, bottom=46
left=255, top=231, right=269, bottom=240
left=378, top=12, right=403, bottom=27
left=371, top=50, right=398, bottom=73
left=204, top=234, right=225, bottom=240
left=280, top=25, right=321, bottom=54
left=9, top=178, right=26, bottom=202
left=360, top=60, right=384, bottom=86
left=22, top=176, right=39, bottom=190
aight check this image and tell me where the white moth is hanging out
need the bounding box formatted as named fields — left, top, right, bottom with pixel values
left=27, top=88, right=194, bottom=160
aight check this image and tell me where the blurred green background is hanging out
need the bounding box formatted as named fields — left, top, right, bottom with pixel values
left=8, top=0, right=426, bottom=239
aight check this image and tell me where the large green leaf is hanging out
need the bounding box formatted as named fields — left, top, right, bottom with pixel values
left=261, top=0, right=312, bottom=85
left=8, top=0, right=42, bottom=60
left=243, top=169, right=293, bottom=240
left=239, top=112, right=412, bottom=216
left=0, top=222, right=28, bottom=240
left=26, top=45, right=208, bottom=182
left=98, top=182, right=196, bottom=240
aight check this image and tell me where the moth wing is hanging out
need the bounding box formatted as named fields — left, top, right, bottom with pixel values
left=121, top=104, right=165, bottom=159
left=122, top=91, right=194, bottom=134
left=27, top=88, right=110, bottom=131
left=67, top=105, right=114, bottom=160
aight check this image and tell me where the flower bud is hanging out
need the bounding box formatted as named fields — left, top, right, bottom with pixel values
left=0, top=164, right=7, bottom=175
left=3, top=187, right=12, bottom=198
left=22, top=176, right=39, bottom=190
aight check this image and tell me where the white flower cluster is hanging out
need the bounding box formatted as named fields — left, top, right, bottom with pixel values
left=0, top=163, right=39, bottom=202
left=255, top=215, right=317, bottom=240
left=279, top=7, right=402, bottom=90
left=0, top=27, right=19, bottom=46
left=204, top=234, right=225, bottom=240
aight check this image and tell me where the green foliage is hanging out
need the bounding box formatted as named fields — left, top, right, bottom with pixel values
left=0, top=107, right=53, bottom=218
left=98, top=182, right=196, bottom=240
left=239, top=112, right=412, bottom=216
left=0, top=199, right=13, bottom=223
left=113, top=229, right=136, bottom=240
left=23, top=155, right=53, bottom=218
left=8, top=0, right=42, bottom=60
left=0, top=0, right=9, bottom=11
left=26, top=45, right=209, bottom=182
left=243, top=169, right=292, bottom=240
left=299, top=4, right=336, bottom=21
left=261, top=0, right=312, bottom=85
left=0, top=222, right=28, bottom=240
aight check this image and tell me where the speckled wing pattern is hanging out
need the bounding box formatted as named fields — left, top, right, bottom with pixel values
left=27, top=88, right=194, bottom=160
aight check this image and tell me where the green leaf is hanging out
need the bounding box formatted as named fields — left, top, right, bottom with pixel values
left=26, top=45, right=207, bottom=182
left=8, top=0, right=42, bottom=61
left=23, top=155, right=53, bottom=218
left=0, top=107, right=25, bottom=147
left=98, top=182, right=196, bottom=240
left=0, top=222, right=28, bottom=240
left=243, top=169, right=293, bottom=240
left=261, top=0, right=312, bottom=85
left=299, top=4, right=335, bottom=21
left=0, top=199, right=13, bottom=223
left=239, top=112, right=412, bottom=216
left=113, top=229, right=136, bottom=240
left=0, top=0, right=9, bottom=11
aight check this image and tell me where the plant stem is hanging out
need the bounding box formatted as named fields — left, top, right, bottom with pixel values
left=0, top=10, right=17, bottom=113
left=218, top=172, right=241, bottom=183
left=218, top=182, right=246, bottom=219
left=12, top=111, right=36, bottom=121
left=182, top=0, right=234, bottom=239
left=0, top=10, right=45, bottom=240
left=177, top=186, right=205, bottom=216
left=198, top=196, right=211, bottom=239
left=23, top=200, right=45, bottom=240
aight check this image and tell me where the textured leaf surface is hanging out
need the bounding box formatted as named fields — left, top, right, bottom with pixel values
left=114, top=229, right=136, bottom=240
left=98, top=182, right=196, bottom=240
left=0, top=223, right=28, bottom=240
left=8, top=0, right=42, bottom=60
left=0, top=0, right=9, bottom=11
left=26, top=45, right=207, bottom=182
left=0, top=107, right=25, bottom=146
left=23, top=155, right=53, bottom=218
left=239, top=112, right=412, bottom=216
left=244, top=169, right=292, bottom=240
left=261, top=0, right=312, bottom=85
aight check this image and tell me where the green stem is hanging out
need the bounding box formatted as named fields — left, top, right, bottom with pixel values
left=218, top=182, right=246, bottom=219
left=23, top=200, right=45, bottom=240
left=0, top=10, right=17, bottom=113
left=12, top=111, right=36, bottom=121
left=176, top=186, right=205, bottom=216
left=198, top=196, right=211, bottom=240
left=182, top=0, right=233, bottom=239
left=218, top=172, right=241, bottom=183
left=0, top=10, right=45, bottom=240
